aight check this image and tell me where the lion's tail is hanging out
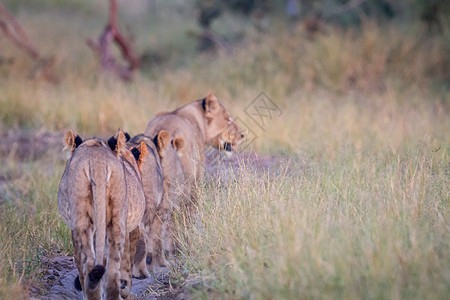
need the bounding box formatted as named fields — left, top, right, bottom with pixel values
left=88, top=160, right=108, bottom=289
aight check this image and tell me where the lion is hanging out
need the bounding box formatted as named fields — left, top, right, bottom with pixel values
left=58, top=131, right=129, bottom=299
left=127, top=133, right=185, bottom=272
left=126, top=134, right=164, bottom=276
left=59, top=130, right=146, bottom=300
left=152, top=130, right=186, bottom=265
left=209, top=119, right=245, bottom=156
left=106, top=131, right=148, bottom=298
left=144, top=94, right=242, bottom=203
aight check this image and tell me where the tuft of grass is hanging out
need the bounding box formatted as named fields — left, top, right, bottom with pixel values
left=0, top=161, right=72, bottom=286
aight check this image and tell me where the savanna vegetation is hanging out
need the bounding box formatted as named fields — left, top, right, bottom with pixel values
left=0, top=0, right=448, bottom=299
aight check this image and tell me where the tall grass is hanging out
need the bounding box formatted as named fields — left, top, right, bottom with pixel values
left=179, top=139, right=449, bottom=299
left=0, top=160, right=72, bottom=297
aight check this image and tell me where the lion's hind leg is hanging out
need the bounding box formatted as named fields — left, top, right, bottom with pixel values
left=132, top=225, right=149, bottom=279
left=132, top=235, right=148, bottom=278
left=119, top=230, right=132, bottom=299
left=105, top=198, right=127, bottom=299
left=72, top=220, right=103, bottom=299
left=148, top=212, right=169, bottom=273
left=72, top=230, right=84, bottom=292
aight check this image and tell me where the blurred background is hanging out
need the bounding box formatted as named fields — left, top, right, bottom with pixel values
left=0, top=0, right=448, bottom=151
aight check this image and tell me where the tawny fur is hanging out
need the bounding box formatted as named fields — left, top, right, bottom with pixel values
left=59, top=130, right=146, bottom=300
left=152, top=130, right=186, bottom=267
left=58, top=130, right=127, bottom=300
left=210, top=119, right=245, bottom=153
left=126, top=134, right=164, bottom=276
left=108, top=131, right=147, bottom=299
left=144, top=94, right=240, bottom=206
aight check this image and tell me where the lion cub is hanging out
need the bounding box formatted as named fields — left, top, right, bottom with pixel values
left=126, top=134, right=164, bottom=277
left=128, top=132, right=185, bottom=272
left=153, top=130, right=186, bottom=265
left=106, top=131, right=147, bottom=298
left=210, top=119, right=245, bottom=156
left=144, top=94, right=242, bottom=206
left=59, top=130, right=145, bottom=299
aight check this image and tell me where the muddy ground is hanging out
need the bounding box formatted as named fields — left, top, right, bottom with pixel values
left=1, top=130, right=287, bottom=299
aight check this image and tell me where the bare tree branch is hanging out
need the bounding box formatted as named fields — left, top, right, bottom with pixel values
left=0, top=2, right=39, bottom=59
left=87, top=0, right=139, bottom=81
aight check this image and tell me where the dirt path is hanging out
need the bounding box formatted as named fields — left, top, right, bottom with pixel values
left=29, top=256, right=171, bottom=300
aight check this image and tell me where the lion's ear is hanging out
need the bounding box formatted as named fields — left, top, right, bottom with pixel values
left=203, top=93, right=219, bottom=116
left=156, top=130, right=170, bottom=150
left=107, top=131, right=126, bottom=157
left=117, top=131, right=127, bottom=153
left=139, top=142, right=149, bottom=159
left=172, top=137, right=184, bottom=152
left=136, top=142, right=148, bottom=172
left=107, top=135, right=118, bottom=155
left=64, top=130, right=75, bottom=148
left=131, top=147, right=141, bottom=161
left=64, top=130, right=82, bottom=153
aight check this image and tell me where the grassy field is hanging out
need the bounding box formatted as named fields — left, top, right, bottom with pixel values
left=0, top=1, right=449, bottom=299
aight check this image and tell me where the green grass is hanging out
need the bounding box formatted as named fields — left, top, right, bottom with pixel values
left=0, top=160, right=72, bottom=298
left=0, top=161, right=72, bottom=273
left=0, top=1, right=449, bottom=299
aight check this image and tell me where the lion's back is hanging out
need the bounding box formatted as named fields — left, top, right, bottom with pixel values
left=58, top=143, right=124, bottom=229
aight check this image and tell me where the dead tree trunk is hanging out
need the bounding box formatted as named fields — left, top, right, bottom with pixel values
left=87, top=0, right=139, bottom=81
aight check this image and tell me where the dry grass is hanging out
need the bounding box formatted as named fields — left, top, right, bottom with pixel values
left=175, top=89, right=449, bottom=298
left=173, top=77, right=449, bottom=300
left=0, top=1, right=448, bottom=299
left=179, top=143, right=449, bottom=299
